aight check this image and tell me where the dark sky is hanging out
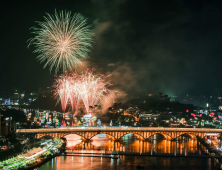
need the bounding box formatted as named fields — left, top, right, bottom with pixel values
left=0, top=0, right=222, bottom=98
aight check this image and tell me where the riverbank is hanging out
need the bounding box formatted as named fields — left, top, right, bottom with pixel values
left=0, top=138, right=64, bottom=170
left=198, top=137, right=222, bottom=169
left=25, top=143, right=66, bottom=170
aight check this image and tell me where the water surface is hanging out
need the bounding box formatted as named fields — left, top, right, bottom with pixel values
left=37, top=134, right=216, bottom=170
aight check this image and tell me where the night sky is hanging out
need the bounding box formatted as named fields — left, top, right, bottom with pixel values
left=1, top=0, right=222, bottom=98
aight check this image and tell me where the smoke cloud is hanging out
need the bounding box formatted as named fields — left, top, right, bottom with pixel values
left=87, top=0, right=197, bottom=99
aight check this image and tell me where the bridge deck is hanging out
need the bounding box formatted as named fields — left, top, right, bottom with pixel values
left=16, top=127, right=222, bottom=133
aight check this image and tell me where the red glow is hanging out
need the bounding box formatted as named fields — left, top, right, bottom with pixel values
left=61, top=120, right=66, bottom=127
left=186, top=109, right=189, bottom=113
left=191, top=113, right=195, bottom=117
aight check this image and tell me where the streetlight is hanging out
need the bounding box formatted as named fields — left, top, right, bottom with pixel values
left=207, top=103, right=210, bottom=129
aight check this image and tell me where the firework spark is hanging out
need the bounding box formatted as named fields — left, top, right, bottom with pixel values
left=54, top=69, right=115, bottom=113
left=28, top=10, right=93, bottom=74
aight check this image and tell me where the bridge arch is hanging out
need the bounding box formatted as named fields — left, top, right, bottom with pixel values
left=62, top=133, right=86, bottom=140
left=148, top=132, right=172, bottom=140
left=35, top=132, right=88, bottom=140
left=119, top=132, right=145, bottom=140
left=89, top=133, right=116, bottom=140
left=63, top=133, right=86, bottom=140
left=176, top=133, right=197, bottom=139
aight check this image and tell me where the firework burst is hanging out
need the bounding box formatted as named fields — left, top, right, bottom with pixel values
left=54, top=69, right=115, bottom=113
left=28, top=10, right=93, bottom=74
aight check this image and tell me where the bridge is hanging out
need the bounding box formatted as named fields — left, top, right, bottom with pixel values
left=16, top=127, right=222, bottom=141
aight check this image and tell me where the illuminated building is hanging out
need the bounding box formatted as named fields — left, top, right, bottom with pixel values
left=1, top=116, right=12, bottom=136
left=83, top=113, right=92, bottom=126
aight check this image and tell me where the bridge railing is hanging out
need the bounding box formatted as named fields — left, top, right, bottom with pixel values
left=16, top=127, right=222, bottom=133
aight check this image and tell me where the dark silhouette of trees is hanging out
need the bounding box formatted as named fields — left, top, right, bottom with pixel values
left=30, top=93, right=62, bottom=111
left=1, top=109, right=26, bottom=123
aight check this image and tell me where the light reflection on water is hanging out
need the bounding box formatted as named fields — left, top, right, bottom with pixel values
left=65, top=133, right=201, bottom=156
left=37, top=134, right=214, bottom=170
left=37, top=155, right=212, bottom=170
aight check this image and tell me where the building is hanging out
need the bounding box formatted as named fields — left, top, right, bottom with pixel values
left=1, top=116, right=12, bottom=136
left=183, top=93, right=207, bottom=107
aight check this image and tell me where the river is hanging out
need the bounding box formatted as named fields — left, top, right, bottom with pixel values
left=36, top=134, right=218, bottom=170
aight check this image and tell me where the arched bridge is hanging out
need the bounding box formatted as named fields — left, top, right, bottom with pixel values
left=16, top=127, right=222, bottom=141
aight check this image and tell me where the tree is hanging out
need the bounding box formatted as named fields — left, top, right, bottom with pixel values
left=30, top=93, right=62, bottom=111
left=1, top=109, right=27, bottom=123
